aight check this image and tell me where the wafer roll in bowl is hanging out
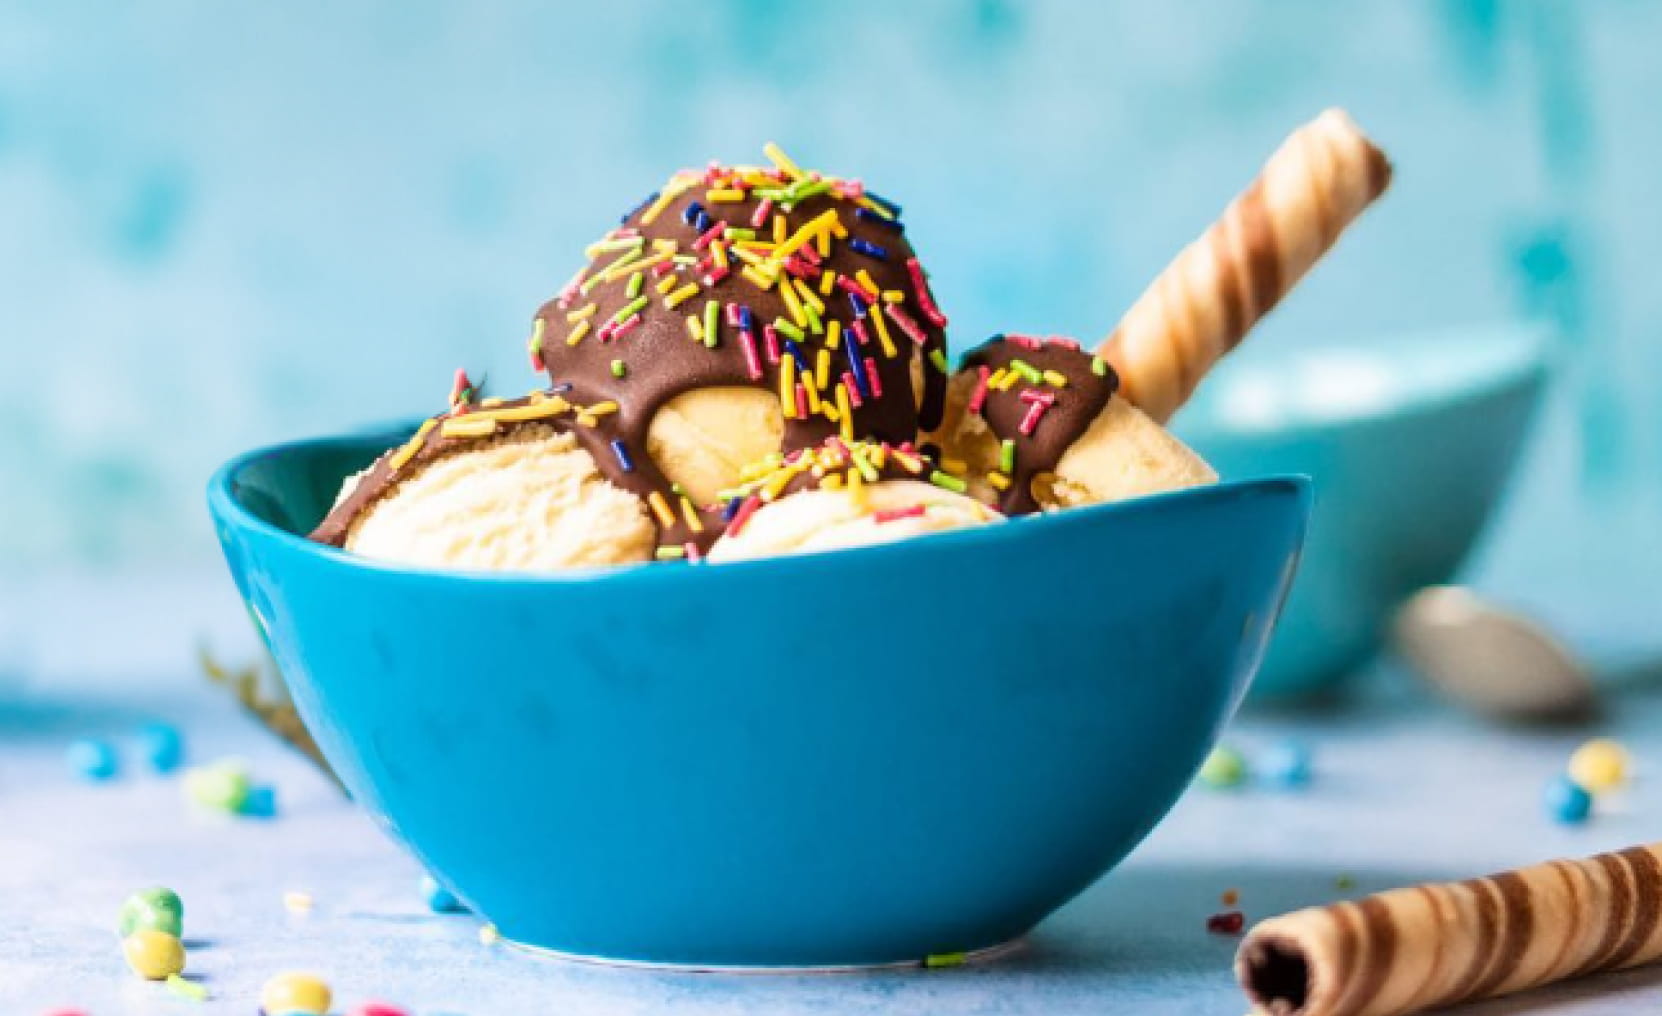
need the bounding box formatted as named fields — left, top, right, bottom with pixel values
left=1237, top=842, right=1662, bottom=1016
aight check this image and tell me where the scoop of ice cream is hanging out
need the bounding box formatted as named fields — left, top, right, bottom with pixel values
left=646, top=387, right=784, bottom=506
left=709, top=480, right=998, bottom=562
left=342, top=424, right=653, bottom=571
left=932, top=335, right=1215, bottom=513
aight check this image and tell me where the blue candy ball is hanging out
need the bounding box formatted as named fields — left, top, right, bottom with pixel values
left=67, top=739, right=119, bottom=780
left=138, top=722, right=184, bottom=774
left=1259, top=740, right=1314, bottom=788
left=1545, top=774, right=1592, bottom=824
left=239, top=783, right=278, bottom=818
left=421, top=875, right=467, bottom=914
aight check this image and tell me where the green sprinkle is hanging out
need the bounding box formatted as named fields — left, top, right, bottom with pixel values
left=527, top=317, right=545, bottom=354
left=611, top=295, right=649, bottom=325
left=610, top=359, right=626, bottom=378
left=166, top=973, right=208, bottom=1002
left=803, top=301, right=824, bottom=335
left=626, top=270, right=644, bottom=299
left=924, top=952, right=967, bottom=968
left=851, top=448, right=880, bottom=483
left=589, top=237, right=644, bottom=255
left=752, top=187, right=791, bottom=202
left=787, top=179, right=832, bottom=203
left=1008, top=358, right=1042, bottom=383
left=929, top=471, right=967, bottom=494
left=999, top=439, right=1015, bottom=474
left=1335, top=874, right=1356, bottom=891
left=655, top=546, right=687, bottom=561
left=929, top=348, right=950, bottom=374
left=723, top=227, right=756, bottom=241
left=773, top=317, right=804, bottom=342
left=1091, top=356, right=1108, bottom=377
left=672, top=254, right=700, bottom=265
left=703, top=300, right=720, bottom=349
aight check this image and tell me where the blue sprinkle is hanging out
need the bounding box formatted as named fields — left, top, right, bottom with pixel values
left=1258, top=740, right=1313, bottom=789
left=67, top=739, right=119, bottom=781
left=611, top=440, right=634, bottom=472
left=621, top=191, right=658, bottom=224
left=782, top=338, right=811, bottom=371
left=863, top=190, right=902, bottom=217
left=845, top=340, right=870, bottom=397
left=681, top=200, right=703, bottom=225
left=138, top=722, right=184, bottom=774
left=694, top=211, right=713, bottom=233
left=739, top=305, right=754, bottom=331
left=549, top=382, right=573, bottom=394
left=421, top=875, right=468, bottom=914
left=855, top=207, right=904, bottom=232
left=846, top=292, right=869, bottom=319
left=723, top=497, right=744, bottom=522
left=848, top=238, right=889, bottom=260
left=1545, top=775, right=1592, bottom=824
left=239, top=783, right=278, bottom=818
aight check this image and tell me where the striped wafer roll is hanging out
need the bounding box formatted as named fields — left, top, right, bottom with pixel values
left=1099, top=109, right=1392, bottom=423
left=1236, top=843, right=1662, bottom=1016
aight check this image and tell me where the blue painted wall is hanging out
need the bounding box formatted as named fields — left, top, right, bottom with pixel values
left=0, top=1, right=1654, bottom=571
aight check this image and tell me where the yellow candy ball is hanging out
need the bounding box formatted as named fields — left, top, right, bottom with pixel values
left=122, top=929, right=186, bottom=980
left=1569, top=738, right=1630, bottom=793
left=260, top=971, right=332, bottom=1016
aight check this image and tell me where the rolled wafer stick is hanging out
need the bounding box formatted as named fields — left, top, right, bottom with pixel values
left=1236, top=842, right=1662, bottom=1016
left=1099, top=109, right=1392, bottom=423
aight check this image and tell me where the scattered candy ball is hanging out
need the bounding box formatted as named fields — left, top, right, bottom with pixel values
left=1545, top=774, right=1593, bottom=824
left=478, top=922, right=500, bottom=946
left=1258, top=739, right=1313, bottom=788
left=1197, top=745, right=1248, bottom=788
left=183, top=758, right=252, bottom=813
left=166, top=972, right=209, bottom=1001
left=350, top=1003, right=411, bottom=1016
left=122, top=929, right=186, bottom=980
left=240, top=783, right=278, bottom=817
left=117, top=886, right=184, bottom=938
left=1206, top=910, right=1245, bottom=935
left=138, top=722, right=184, bottom=773
left=67, top=739, right=119, bottom=780
left=1568, top=738, right=1630, bottom=794
left=923, top=951, right=967, bottom=968
left=421, top=875, right=467, bottom=913
left=284, top=890, right=314, bottom=913
left=1220, top=888, right=1240, bottom=906
left=260, top=972, right=333, bottom=1016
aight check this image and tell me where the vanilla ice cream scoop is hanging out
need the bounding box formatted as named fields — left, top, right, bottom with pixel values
left=932, top=335, right=1215, bottom=513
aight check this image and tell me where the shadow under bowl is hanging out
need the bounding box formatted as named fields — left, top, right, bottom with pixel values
left=208, top=428, right=1309, bottom=969
left=1176, top=322, right=1549, bottom=701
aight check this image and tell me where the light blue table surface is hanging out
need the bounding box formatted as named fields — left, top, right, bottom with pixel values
left=3, top=570, right=1661, bottom=1015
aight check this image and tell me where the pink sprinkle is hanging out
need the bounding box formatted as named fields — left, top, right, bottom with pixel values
left=652, top=260, right=676, bottom=277
left=762, top=324, right=781, bottom=364
left=597, top=321, right=616, bottom=342
left=884, top=303, right=929, bottom=346
left=611, top=314, right=642, bottom=340
left=865, top=358, right=883, bottom=398
left=740, top=331, right=763, bottom=380
left=684, top=541, right=703, bottom=563
left=529, top=349, right=545, bottom=372
left=798, top=245, right=823, bottom=265
left=905, top=257, right=949, bottom=327
left=1018, top=400, right=1049, bottom=436
left=751, top=198, right=774, bottom=229
left=1019, top=388, right=1057, bottom=406
left=693, top=222, right=725, bottom=250
left=851, top=319, right=872, bottom=346
left=702, top=266, right=730, bottom=287
left=726, top=302, right=742, bottom=326
left=1051, top=336, right=1081, bottom=350
left=874, top=504, right=926, bottom=524
left=728, top=495, right=762, bottom=536
left=842, top=372, right=864, bottom=408
left=614, top=227, right=640, bottom=238
left=795, top=384, right=809, bottom=418
left=967, top=365, right=991, bottom=415
left=1005, top=333, right=1043, bottom=348
left=557, top=267, right=587, bottom=309
left=840, top=178, right=865, bottom=201
left=836, top=275, right=873, bottom=300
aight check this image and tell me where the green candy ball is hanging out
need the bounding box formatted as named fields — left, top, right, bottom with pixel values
left=184, top=759, right=251, bottom=812
left=1197, top=744, right=1249, bottom=789
left=117, top=887, right=183, bottom=938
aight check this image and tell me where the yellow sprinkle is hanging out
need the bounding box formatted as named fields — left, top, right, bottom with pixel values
left=763, top=141, right=805, bottom=180
left=857, top=195, right=896, bottom=219
left=742, top=266, right=777, bottom=290
left=941, top=457, right=968, bottom=474
left=773, top=213, right=787, bottom=244
left=664, top=282, right=702, bottom=309
left=882, top=289, right=905, bottom=303
left=802, top=370, right=822, bottom=414
left=733, top=240, right=777, bottom=252
left=575, top=413, right=597, bottom=428
left=775, top=209, right=839, bottom=260
left=780, top=277, right=807, bottom=328
left=566, top=304, right=598, bottom=322
left=988, top=367, right=1009, bottom=389
left=680, top=496, right=704, bottom=533
left=588, top=400, right=620, bottom=416
left=686, top=315, right=704, bottom=342
left=706, top=188, right=746, bottom=202
left=566, top=319, right=592, bottom=347
left=647, top=491, right=676, bottom=529
left=655, top=274, right=678, bottom=294
left=473, top=397, right=571, bottom=424
left=1043, top=370, right=1069, bottom=388
left=283, top=891, right=314, bottom=913
left=837, top=383, right=854, bottom=442
left=652, top=237, right=679, bottom=253
left=731, top=245, right=769, bottom=268
left=593, top=246, right=643, bottom=282
left=388, top=418, right=438, bottom=471
left=847, top=466, right=867, bottom=509
left=604, top=250, right=672, bottom=281
left=822, top=400, right=840, bottom=423
left=824, top=322, right=842, bottom=354
left=869, top=301, right=898, bottom=358
left=440, top=416, right=498, bottom=439
left=987, top=471, right=1011, bottom=491
left=479, top=397, right=505, bottom=408
left=820, top=472, right=843, bottom=490
left=780, top=354, right=798, bottom=419
left=855, top=269, right=880, bottom=297
left=819, top=270, right=838, bottom=296
left=815, top=227, right=831, bottom=257
left=640, top=175, right=696, bottom=225
left=794, top=277, right=825, bottom=313
left=711, top=242, right=729, bottom=271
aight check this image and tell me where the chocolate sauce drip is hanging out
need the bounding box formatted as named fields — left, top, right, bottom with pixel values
left=958, top=336, right=1119, bottom=515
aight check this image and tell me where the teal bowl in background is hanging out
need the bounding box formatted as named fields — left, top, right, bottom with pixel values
left=1175, top=323, right=1549, bottom=701
left=208, top=429, right=1309, bottom=969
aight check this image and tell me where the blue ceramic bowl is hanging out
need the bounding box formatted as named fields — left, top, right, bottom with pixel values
left=208, top=429, right=1309, bottom=969
left=1175, top=323, right=1549, bottom=700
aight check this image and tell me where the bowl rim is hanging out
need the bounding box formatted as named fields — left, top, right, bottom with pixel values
left=208, top=430, right=1311, bottom=586
left=1175, top=319, right=1553, bottom=441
